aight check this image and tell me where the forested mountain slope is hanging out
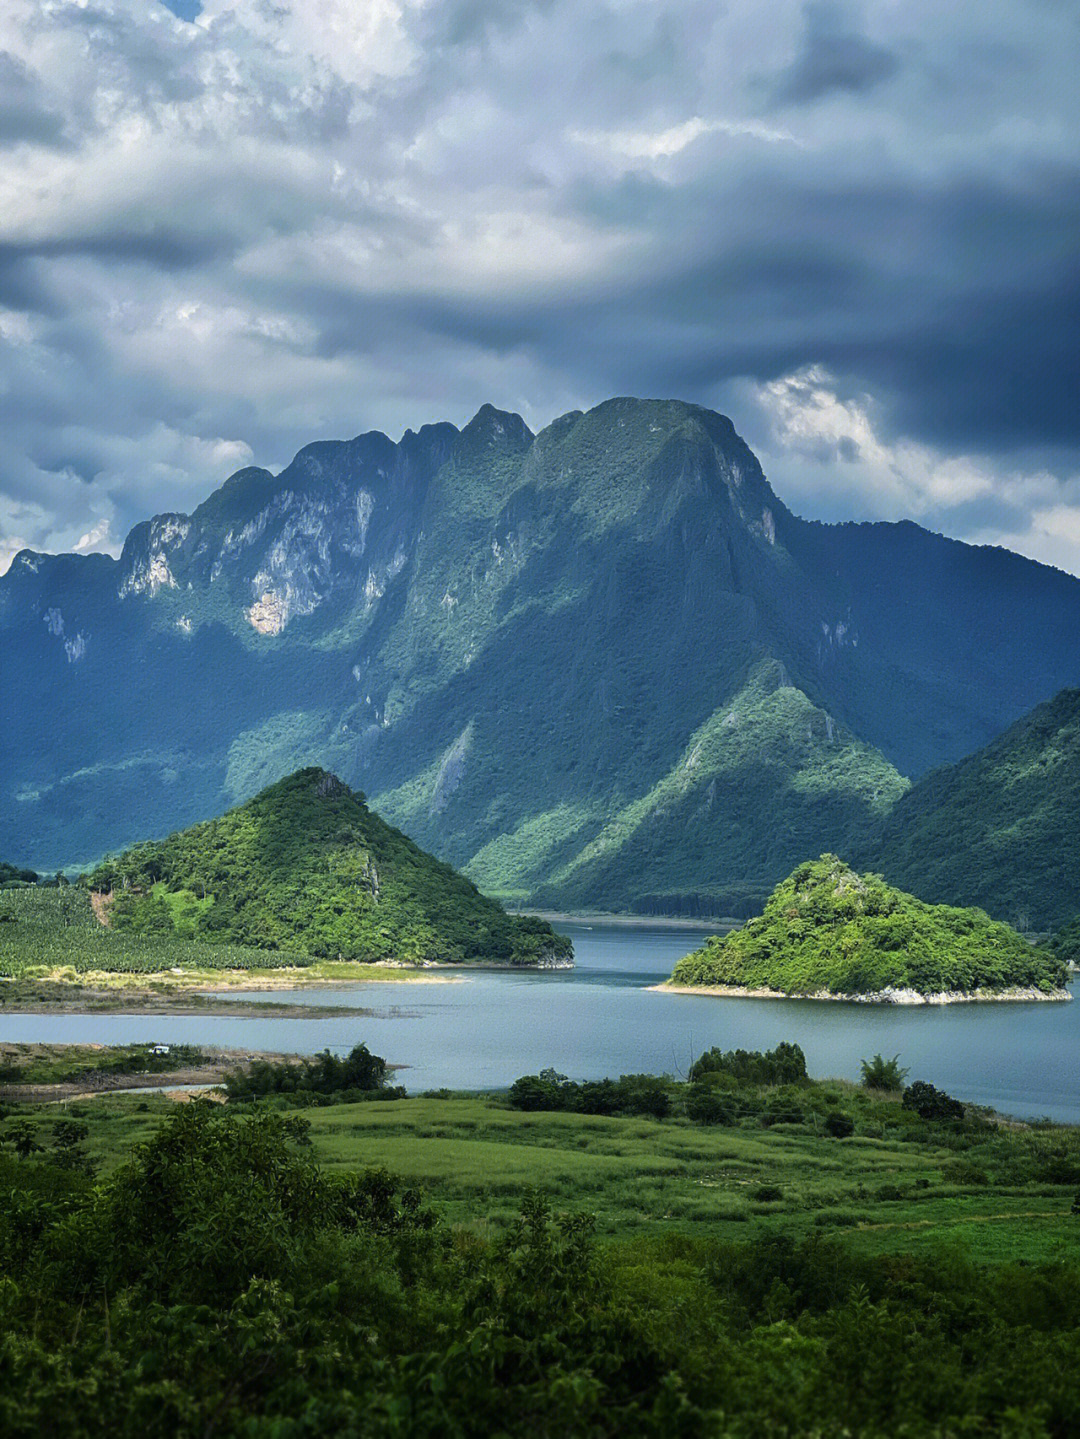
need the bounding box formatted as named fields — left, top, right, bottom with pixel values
left=3, top=398, right=1079, bottom=914
left=867, top=689, right=1080, bottom=930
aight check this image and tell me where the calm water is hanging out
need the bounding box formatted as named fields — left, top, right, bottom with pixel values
left=4, top=921, right=1078, bottom=1122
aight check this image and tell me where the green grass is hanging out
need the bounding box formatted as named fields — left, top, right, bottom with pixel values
left=35, top=1088, right=1079, bottom=1266
left=298, top=1098, right=1080, bottom=1261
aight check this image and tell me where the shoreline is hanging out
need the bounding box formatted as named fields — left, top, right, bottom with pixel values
left=651, top=982, right=1074, bottom=1005
left=0, top=1041, right=411, bottom=1104
left=519, top=909, right=735, bottom=932
left=0, top=954, right=580, bottom=1011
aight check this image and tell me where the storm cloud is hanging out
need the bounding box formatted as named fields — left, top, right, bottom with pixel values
left=1, top=0, right=1078, bottom=573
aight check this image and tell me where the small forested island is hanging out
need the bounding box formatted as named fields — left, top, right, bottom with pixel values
left=80, top=768, right=571, bottom=969
left=665, top=855, right=1071, bottom=1003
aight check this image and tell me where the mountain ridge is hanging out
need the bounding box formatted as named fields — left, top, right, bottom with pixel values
left=4, top=397, right=1080, bottom=915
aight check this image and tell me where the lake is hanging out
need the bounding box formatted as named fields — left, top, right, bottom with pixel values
left=3, top=920, right=1078, bottom=1122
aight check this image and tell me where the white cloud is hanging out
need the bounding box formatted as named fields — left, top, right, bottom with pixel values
left=0, top=534, right=30, bottom=576
left=569, top=115, right=799, bottom=161
left=73, top=518, right=114, bottom=554
left=979, top=505, right=1080, bottom=577
left=745, top=366, right=1080, bottom=575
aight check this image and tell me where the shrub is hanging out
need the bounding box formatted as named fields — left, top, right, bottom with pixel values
left=751, top=1184, right=783, bottom=1203
left=824, top=1111, right=855, bottom=1138
left=760, top=1089, right=806, bottom=1127
left=860, top=1053, right=909, bottom=1091
left=902, top=1080, right=965, bottom=1122
left=507, top=1072, right=670, bottom=1119
left=943, top=1160, right=989, bottom=1186
left=224, top=1043, right=389, bottom=1103
left=685, top=1086, right=737, bottom=1126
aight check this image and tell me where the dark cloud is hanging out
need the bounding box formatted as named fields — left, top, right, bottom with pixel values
left=0, top=52, right=69, bottom=149
left=0, top=0, right=1078, bottom=574
left=772, top=2, right=901, bottom=106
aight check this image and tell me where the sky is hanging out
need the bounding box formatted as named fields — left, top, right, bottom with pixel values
left=1, top=0, right=1078, bottom=574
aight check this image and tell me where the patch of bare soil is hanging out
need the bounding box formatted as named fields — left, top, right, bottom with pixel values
left=89, top=890, right=114, bottom=927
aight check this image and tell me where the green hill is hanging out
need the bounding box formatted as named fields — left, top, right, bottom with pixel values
left=87, top=769, right=571, bottom=967
left=868, top=688, right=1080, bottom=931
left=668, top=855, right=1069, bottom=999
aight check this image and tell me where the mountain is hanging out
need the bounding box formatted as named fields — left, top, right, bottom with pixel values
left=3, top=397, right=1080, bottom=914
left=87, top=768, right=571, bottom=966
left=867, top=689, right=1080, bottom=931
left=667, top=855, right=1069, bottom=999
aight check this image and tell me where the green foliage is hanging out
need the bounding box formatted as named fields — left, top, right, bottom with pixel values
left=2, top=1120, right=40, bottom=1160
left=824, top=1111, right=855, bottom=1138
left=87, top=768, right=571, bottom=966
left=2, top=1101, right=1080, bottom=1434
left=670, top=854, right=1068, bottom=996
left=0, top=885, right=315, bottom=977
left=1050, top=914, right=1080, bottom=966
left=902, top=1081, right=965, bottom=1123
left=870, top=687, right=1080, bottom=929
left=224, top=1043, right=395, bottom=1104
left=508, top=1072, right=672, bottom=1119
left=685, top=1085, right=740, bottom=1126
left=0, top=861, right=39, bottom=889
left=688, top=1042, right=808, bottom=1086
left=860, top=1053, right=909, bottom=1091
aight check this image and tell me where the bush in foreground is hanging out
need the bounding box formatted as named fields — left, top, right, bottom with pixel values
left=2, top=1103, right=1080, bottom=1435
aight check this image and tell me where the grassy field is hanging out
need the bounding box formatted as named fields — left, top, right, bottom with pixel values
left=16, top=1086, right=1078, bottom=1267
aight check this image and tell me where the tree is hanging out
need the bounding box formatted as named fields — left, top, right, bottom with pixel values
left=686, top=1086, right=736, bottom=1126
left=52, top=1117, right=92, bottom=1171
left=860, top=1054, right=909, bottom=1091
left=4, top=1119, right=40, bottom=1160
left=902, top=1081, right=964, bottom=1122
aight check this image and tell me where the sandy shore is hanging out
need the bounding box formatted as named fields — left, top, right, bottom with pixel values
left=651, top=982, right=1073, bottom=1004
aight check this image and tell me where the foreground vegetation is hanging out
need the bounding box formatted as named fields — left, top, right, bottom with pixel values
left=85, top=768, right=571, bottom=967
left=669, top=854, right=1069, bottom=997
left=1, top=1060, right=1079, bottom=1435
